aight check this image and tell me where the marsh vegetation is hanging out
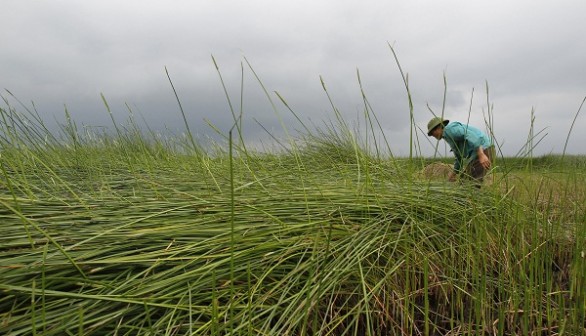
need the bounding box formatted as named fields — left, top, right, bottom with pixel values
left=1, top=54, right=585, bottom=335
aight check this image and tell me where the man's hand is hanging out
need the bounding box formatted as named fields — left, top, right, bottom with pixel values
left=477, top=146, right=491, bottom=170
left=478, top=152, right=491, bottom=170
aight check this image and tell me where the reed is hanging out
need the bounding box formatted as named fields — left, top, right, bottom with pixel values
left=1, top=61, right=585, bottom=335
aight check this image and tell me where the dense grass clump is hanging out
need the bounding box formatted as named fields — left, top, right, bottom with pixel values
left=1, top=103, right=585, bottom=335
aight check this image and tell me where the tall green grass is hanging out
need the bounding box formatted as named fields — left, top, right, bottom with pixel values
left=1, top=58, right=585, bottom=335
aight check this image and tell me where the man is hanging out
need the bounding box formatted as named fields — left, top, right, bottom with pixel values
left=427, top=117, right=494, bottom=186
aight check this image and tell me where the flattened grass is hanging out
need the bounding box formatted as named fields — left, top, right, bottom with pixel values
left=1, top=103, right=585, bottom=334
left=0, top=133, right=583, bottom=335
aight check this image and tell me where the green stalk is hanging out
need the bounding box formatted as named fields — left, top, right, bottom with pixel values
left=561, top=95, right=585, bottom=164
left=164, top=67, right=200, bottom=157
left=388, top=43, right=415, bottom=161
left=31, top=279, right=36, bottom=336
left=229, top=126, right=235, bottom=334
left=42, top=243, right=47, bottom=335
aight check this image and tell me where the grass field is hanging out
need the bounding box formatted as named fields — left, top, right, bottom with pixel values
left=1, top=101, right=585, bottom=336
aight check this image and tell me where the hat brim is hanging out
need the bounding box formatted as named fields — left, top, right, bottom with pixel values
left=427, top=119, right=449, bottom=136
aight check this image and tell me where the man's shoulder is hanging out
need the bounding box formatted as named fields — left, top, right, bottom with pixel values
left=445, top=121, right=463, bottom=132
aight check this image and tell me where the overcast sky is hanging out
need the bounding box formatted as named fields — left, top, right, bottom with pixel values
left=2, top=0, right=585, bottom=156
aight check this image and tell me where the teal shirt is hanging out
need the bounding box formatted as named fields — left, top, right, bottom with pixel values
left=442, top=122, right=492, bottom=172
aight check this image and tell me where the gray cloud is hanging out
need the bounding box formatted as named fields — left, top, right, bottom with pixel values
left=2, top=0, right=585, bottom=156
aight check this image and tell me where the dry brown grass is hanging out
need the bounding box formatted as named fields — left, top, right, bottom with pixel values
left=418, top=162, right=453, bottom=180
